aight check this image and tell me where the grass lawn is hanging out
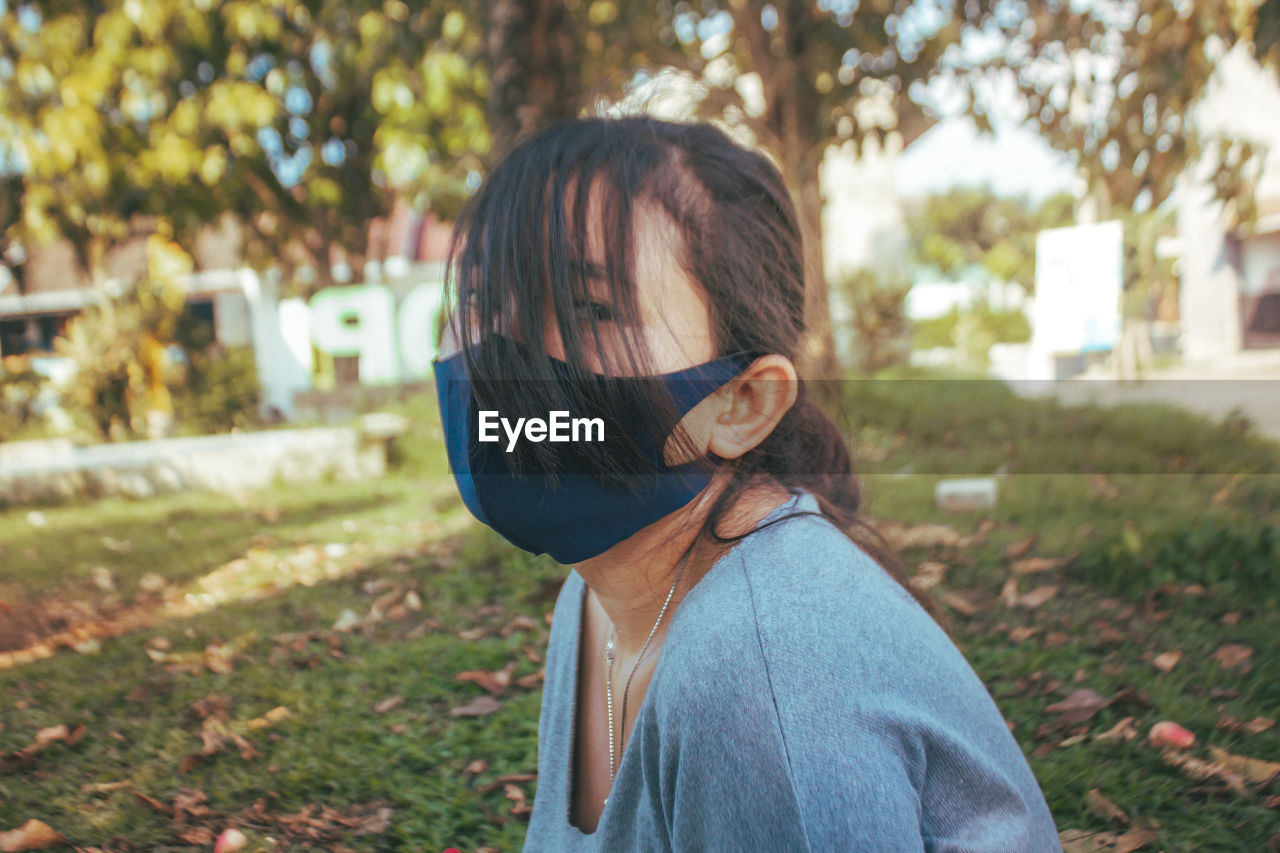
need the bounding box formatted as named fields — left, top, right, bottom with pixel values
left=1, top=381, right=1278, bottom=851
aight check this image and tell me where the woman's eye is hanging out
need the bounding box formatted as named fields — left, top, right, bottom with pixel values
left=575, top=301, right=616, bottom=323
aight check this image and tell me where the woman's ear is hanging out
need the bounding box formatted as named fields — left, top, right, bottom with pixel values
left=705, top=355, right=799, bottom=459
left=663, top=355, right=798, bottom=465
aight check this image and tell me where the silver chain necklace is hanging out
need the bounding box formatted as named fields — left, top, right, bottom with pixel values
left=601, top=551, right=691, bottom=806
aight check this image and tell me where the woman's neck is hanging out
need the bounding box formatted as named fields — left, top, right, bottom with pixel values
left=574, top=476, right=793, bottom=661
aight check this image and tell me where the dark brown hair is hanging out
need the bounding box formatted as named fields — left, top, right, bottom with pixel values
left=445, top=115, right=947, bottom=630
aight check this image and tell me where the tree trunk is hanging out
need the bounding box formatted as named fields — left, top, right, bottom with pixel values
left=731, top=0, right=841, bottom=387
left=485, top=0, right=580, bottom=160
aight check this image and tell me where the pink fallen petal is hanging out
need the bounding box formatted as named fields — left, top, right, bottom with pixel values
left=1148, top=720, right=1195, bottom=749
left=214, top=828, right=248, bottom=853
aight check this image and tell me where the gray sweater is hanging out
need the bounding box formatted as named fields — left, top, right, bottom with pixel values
left=522, top=491, right=1062, bottom=851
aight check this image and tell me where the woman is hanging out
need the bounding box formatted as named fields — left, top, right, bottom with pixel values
left=432, top=116, right=1061, bottom=850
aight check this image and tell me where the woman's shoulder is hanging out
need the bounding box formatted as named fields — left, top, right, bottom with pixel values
left=673, top=491, right=994, bottom=720
left=734, top=494, right=943, bottom=648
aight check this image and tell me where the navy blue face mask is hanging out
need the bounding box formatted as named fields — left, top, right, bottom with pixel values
left=432, top=341, right=756, bottom=564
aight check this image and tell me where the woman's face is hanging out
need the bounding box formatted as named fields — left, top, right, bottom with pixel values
left=440, top=188, right=714, bottom=378
left=543, top=194, right=715, bottom=376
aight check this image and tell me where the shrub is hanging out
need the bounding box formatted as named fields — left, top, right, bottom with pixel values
left=839, top=268, right=912, bottom=374
left=0, top=355, right=47, bottom=441
left=170, top=345, right=263, bottom=434
left=910, top=305, right=1031, bottom=351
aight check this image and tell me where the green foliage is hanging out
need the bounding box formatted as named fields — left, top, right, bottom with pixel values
left=0, top=355, right=47, bottom=441
left=2, top=383, right=1278, bottom=849
left=1071, top=519, right=1280, bottom=606
left=838, top=268, right=911, bottom=375
left=911, top=306, right=1032, bottom=351
left=170, top=345, right=263, bottom=435
left=0, top=0, right=490, bottom=295
left=843, top=375, right=1280, bottom=483
left=54, top=238, right=189, bottom=440
left=987, top=1, right=1275, bottom=212
left=906, top=189, right=1076, bottom=292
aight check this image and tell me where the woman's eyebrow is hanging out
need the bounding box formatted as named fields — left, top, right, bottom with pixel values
left=569, top=259, right=633, bottom=291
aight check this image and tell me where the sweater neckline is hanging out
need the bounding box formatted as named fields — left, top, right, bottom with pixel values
left=560, top=489, right=812, bottom=837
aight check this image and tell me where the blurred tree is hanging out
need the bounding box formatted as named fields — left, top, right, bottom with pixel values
left=55, top=235, right=190, bottom=439
left=578, top=0, right=981, bottom=381
left=0, top=0, right=490, bottom=296
left=838, top=266, right=911, bottom=374
left=486, top=0, right=580, bottom=158
left=905, top=189, right=1075, bottom=293
left=573, top=0, right=1279, bottom=377
left=978, top=0, right=1278, bottom=220
left=1240, top=0, right=1280, bottom=76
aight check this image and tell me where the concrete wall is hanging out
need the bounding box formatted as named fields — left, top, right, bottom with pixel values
left=0, top=427, right=386, bottom=506
left=1177, top=44, right=1280, bottom=359
left=1241, top=231, right=1280, bottom=297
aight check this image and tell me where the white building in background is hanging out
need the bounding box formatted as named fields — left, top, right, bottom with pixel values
left=1178, top=44, right=1280, bottom=360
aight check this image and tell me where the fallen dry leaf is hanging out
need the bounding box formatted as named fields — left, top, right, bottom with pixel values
left=372, top=696, right=404, bottom=714
left=455, top=662, right=517, bottom=696
left=449, top=696, right=501, bottom=717
left=1114, top=828, right=1158, bottom=852
left=1217, top=715, right=1275, bottom=736
left=1085, top=788, right=1130, bottom=826
left=132, top=789, right=174, bottom=816
left=247, top=706, right=292, bottom=730
left=404, top=618, right=442, bottom=639
left=1019, top=585, right=1060, bottom=609
left=0, top=723, right=87, bottom=771
left=500, top=615, right=538, bottom=636
left=869, top=517, right=993, bottom=549
left=1061, top=826, right=1155, bottom=853
left=909, top=561, right=947, bottom=591
left=1213, top=643, right=1253, bottom=672
left=1059, top=829, right=1120, bottom=853
left=1211, top=473, right=1242, bottom=505
left=456, top=627, right=489, bottom=641
left=1152, top=651, right=1182, bottom=673
left=1160, top=748, right=1247, bottom=793
left=1090, top=475, right=1120, bottom=500
left=1004, top=534, right=1037, bottom=560
left=178, top=826, right=216, bottom=845
left=1208, top=746, right=1280, bottom=786
left=504, top=782, right=533, bottom=817
left=0, top=818, right=66, bottom=852
left=1011, top=556, right=1068, bottom=575
left=1094, top=717, right=1139, bottom=744
left=940, top=590, right=985, bottom=616
left=81, top=780, right=132, bottom=795
left=33, top=726, right=69, bottom=748
left=231, top=732, right=257, bottom=761
left=190, top=693, right=232, bottom=720
left=1045, top=689, right=1110, bottom=725
left=464, top=759, right=488, bottom=775
left=515, top=667, right=545, bottom=689
left=1000, top=576, right=1019, bottom=608
left=1008, top=625, right=1040, bottom=643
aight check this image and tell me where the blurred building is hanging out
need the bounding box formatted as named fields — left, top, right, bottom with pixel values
left=0, top=200, right=448, bottom=355
left=0, top=198, right=450, bottom=415
left=1177, top=44, right=1280, bottom=359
